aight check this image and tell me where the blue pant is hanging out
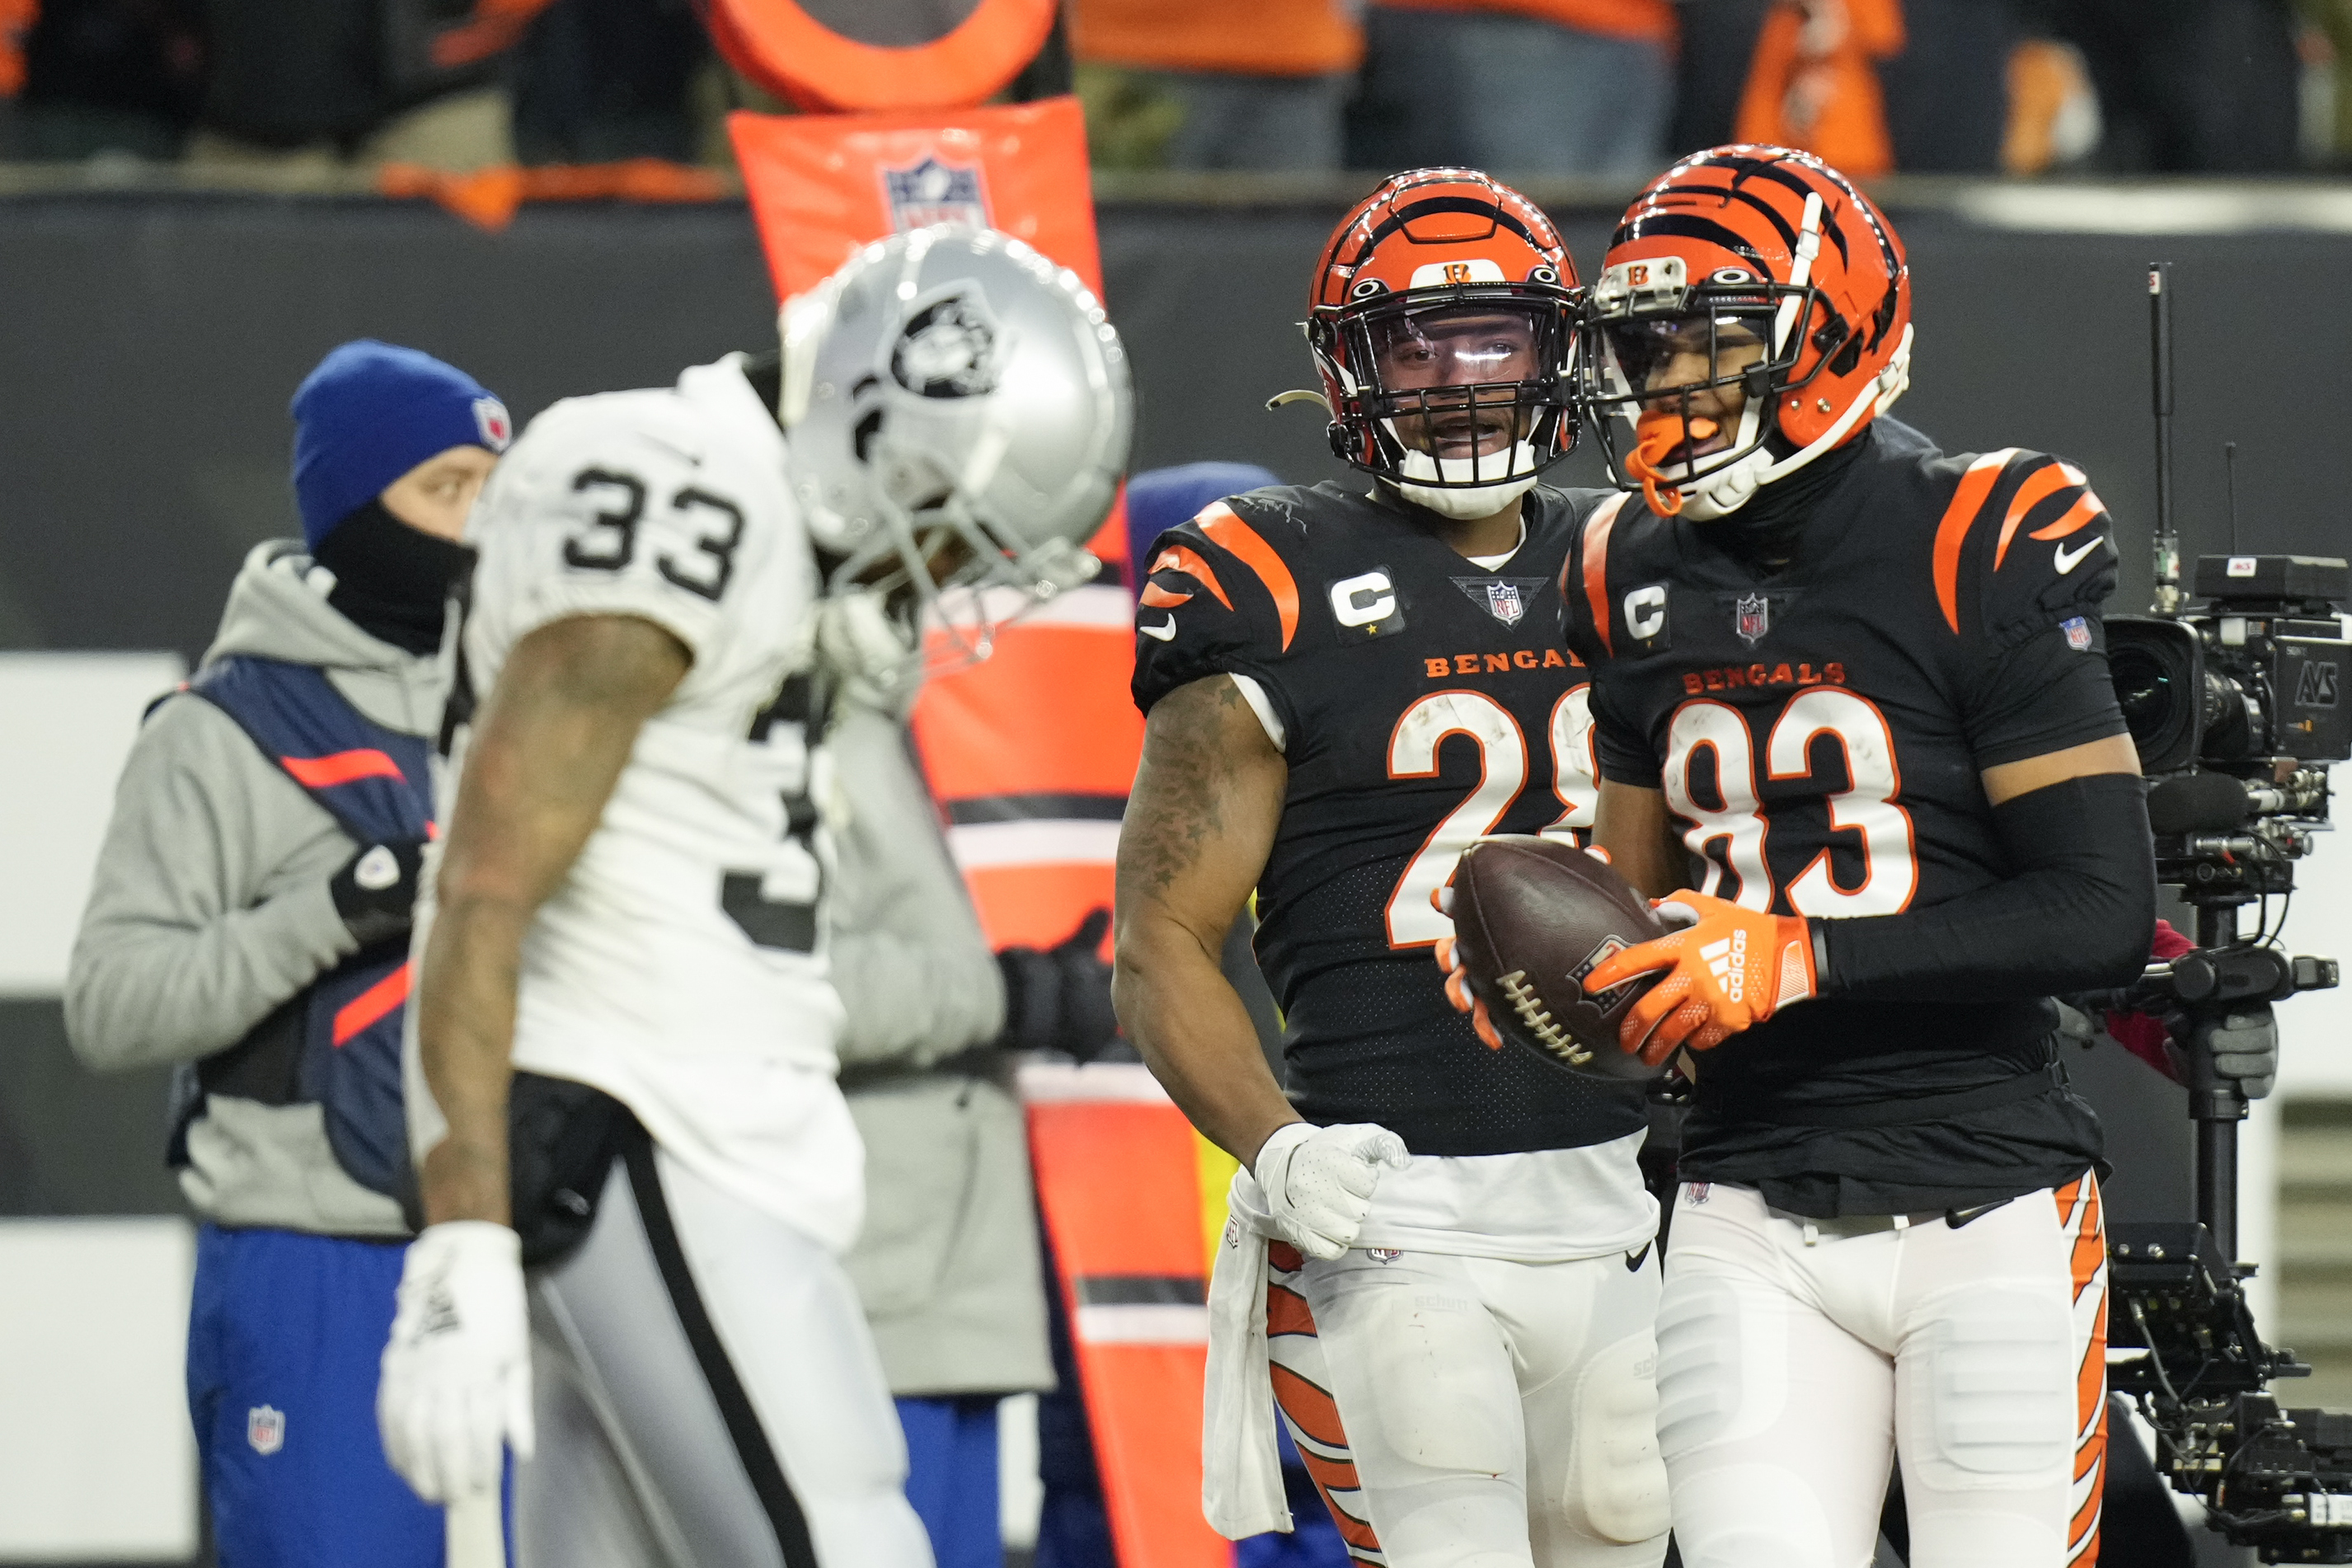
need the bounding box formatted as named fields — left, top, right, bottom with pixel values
left=898, top=1395, right=1003, bottom=1568
left=187, top=1225, right=472, bottom=1568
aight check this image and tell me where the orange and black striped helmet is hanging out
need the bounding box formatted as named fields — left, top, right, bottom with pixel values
left=1578, top=145, right=1913, bottom=518
left=1302, top=169, right=1580, bottom=511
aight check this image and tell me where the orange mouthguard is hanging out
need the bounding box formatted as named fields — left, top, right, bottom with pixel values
left=1626, top=415, right=1720, bottom=517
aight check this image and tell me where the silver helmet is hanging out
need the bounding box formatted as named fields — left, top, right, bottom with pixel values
left=780, top=225, right=1134, bottom=664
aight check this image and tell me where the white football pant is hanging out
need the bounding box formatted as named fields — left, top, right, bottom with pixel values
left=1657, top=1176, right=2108, bottom=1568
left=518, top=1138, right=933, bottom=1568
left=1266, top=1241, right=1672, bottom=1568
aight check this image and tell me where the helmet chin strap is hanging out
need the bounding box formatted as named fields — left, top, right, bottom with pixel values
left=1665, top=323, right=1915, bottom=521
left=1387, top=439, right=1542, bottom=520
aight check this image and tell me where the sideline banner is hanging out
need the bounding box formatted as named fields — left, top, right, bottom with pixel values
left=729, top=99, right=1100, bottom=303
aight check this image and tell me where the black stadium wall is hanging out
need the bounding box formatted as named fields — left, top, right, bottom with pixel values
left=2, top=182, right=2345, bottom=1224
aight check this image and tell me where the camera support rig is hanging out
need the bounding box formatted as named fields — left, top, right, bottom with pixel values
left=2077, top=261, right=2352, bottom=1561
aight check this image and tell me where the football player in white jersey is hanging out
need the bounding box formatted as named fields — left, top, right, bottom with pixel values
left=375, top=228, right=1132, bottom=1568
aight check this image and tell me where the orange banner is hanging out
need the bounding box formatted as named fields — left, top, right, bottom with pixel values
left=728, top=99, right=1101, bottom=304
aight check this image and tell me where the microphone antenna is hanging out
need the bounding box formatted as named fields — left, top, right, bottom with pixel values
left=2149, top=262, right=2182, bottom=613
left=2225, top=441, right=2240, bottom=556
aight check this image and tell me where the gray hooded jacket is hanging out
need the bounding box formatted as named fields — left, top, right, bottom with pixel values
left=66, top=540, right=449, bottom=1235
left=827, top=688, right=1054, bottom=1397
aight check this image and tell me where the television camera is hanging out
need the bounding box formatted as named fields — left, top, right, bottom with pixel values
left=2082, top=263, right=2351, bottom=1562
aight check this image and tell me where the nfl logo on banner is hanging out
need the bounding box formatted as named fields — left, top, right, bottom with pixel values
left=1484, top=581, right=1524, bottom=627
left=882, top=155, right=991, bottom=232
left=247, top=1405, right=285, bottom=1456
left=1735, top=593, right=1771, bottom=647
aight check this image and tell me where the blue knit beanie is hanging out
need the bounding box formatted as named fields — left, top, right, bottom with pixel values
left=1124, top=462, right=1282, bottom=571
left=290, top=340, right=511, bottom=549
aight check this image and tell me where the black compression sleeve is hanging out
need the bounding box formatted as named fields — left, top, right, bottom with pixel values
left=1818, top=772, right=2155, bottom=1000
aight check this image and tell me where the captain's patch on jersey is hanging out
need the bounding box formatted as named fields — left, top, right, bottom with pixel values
left=1453, top=576, right=1548, bottom=629
left=1329, top=568, right=1406, bottom=641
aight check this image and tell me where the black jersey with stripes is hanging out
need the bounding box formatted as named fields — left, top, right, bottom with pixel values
left=1131, top=481, right=1646, bottom=1156
left=1558, top=419, right=2127, bottom=1215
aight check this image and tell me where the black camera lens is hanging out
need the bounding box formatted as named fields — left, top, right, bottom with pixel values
left=2105, top=617, right=2204, bottom=773
left=2112, top=646, right=2171, bottom=740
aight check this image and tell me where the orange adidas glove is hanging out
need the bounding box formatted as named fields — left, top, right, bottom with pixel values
left=1582, top=890, right=1818, bottom=1063
left=1434, top=936, right=1506, bottom=1051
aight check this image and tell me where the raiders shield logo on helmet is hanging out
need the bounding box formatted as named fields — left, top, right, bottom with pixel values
left=892, top=292, right=999, bottom=399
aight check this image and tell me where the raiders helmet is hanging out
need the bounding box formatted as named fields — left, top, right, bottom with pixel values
left=780, top=226, right=1134, bottom=656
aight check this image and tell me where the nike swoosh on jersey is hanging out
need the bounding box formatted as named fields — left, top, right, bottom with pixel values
left=2053, top=535, right=2105, bottom=575
left=1139, top=616, right=1177, bottom=641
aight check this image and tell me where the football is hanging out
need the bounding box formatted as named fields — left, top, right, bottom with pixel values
left=1448, top=835, right=1670, bottom=1082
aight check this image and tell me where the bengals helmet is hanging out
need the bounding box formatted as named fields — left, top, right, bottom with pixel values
left=1578, top=145, right=1913, bottom=520
left=1303, top=169, right=1580, bottom=519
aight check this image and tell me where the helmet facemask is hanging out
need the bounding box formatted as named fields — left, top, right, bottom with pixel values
left=1326, top=291, right=1577, bottom=519
left=1581, top=246, right=1841, bottom=519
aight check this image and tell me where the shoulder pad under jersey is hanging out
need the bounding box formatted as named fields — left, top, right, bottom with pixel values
left=1924, top=446, right=2120, bottom=648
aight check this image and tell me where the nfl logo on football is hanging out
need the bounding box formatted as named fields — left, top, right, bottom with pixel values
left=1735, top=593, right=1770, bottom=647
left=882, top=155, right=991, bottom=233
left=247, top=1404, right=285, bottom=1456
left=1485, top=581, right=1524, bottom=627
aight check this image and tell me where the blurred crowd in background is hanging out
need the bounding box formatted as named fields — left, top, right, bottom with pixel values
left=1, top=0, right=2348, bottom=181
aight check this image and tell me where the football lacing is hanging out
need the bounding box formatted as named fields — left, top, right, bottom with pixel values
left=1497, top=969, right=1594, bottom=1065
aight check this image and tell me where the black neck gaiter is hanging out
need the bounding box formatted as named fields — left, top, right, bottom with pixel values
left=1695, top=425, right=1873, bottom=578
left=313, top=500, right=476, bottom=655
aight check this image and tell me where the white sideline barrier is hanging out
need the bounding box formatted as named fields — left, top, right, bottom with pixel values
left=0, top=652, right=187, bottom=996
left=0, top=1218, right=197, bottom=1561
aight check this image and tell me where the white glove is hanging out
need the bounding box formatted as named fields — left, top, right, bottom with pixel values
left=1253, top=1121, right=1411, bottom=1261
left=378, top=1221, right=534, bottom=1503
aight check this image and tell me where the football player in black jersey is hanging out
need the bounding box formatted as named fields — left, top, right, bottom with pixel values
left=1113, top=170, right=1671, bottom=1567
left=1535, top=147, right=2153, bottom=1568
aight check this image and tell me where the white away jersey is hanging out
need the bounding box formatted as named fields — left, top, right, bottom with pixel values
left=430, top=357, right=861, bottom=1246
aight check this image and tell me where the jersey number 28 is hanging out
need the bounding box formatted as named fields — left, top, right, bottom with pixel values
left=1384, top=688, right=1598, bottom=947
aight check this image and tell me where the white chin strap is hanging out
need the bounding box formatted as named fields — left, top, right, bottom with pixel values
left=1672, top=323, right=1914, bottom=522
left=1388, top=439, right=1542, bottom=519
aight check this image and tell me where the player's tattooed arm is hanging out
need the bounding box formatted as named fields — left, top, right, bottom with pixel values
left=1593, top=780, right=1686, bottom=899
left=415, top=613, right=689, bottom=1226
left=1114, top=674, right=1296, bottom=1167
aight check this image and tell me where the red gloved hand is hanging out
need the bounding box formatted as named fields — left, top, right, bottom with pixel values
left=2104, top=917, right=2195, bottom=1082
left=1583, top=890, right=1818, bottom=1063
left=1434, top=936, right=1505, bottom=1051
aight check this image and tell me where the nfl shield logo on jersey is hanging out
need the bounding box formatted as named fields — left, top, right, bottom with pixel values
left=882, top=155, right=991, bottom=232
left=2063, top=615, right=2092, bottom=651
left=247, top=1405, right=284, bottom=1456
left=1483, top=581, right=1525, bottom=627
left=1735, top=593, right=1771, bottom=647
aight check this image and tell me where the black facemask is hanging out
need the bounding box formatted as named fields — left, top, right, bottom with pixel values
left=313, top=500, right=476, bottom=655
